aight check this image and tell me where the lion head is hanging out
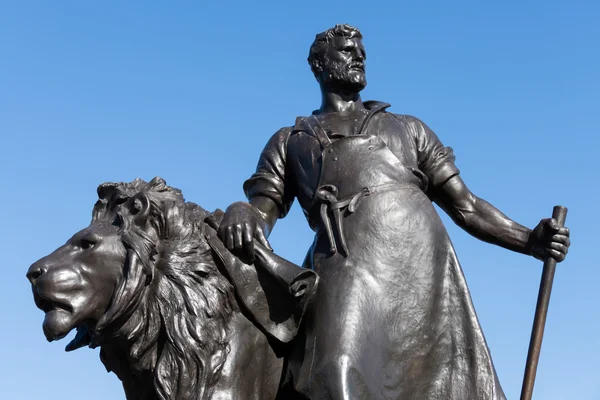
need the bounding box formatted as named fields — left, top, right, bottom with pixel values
left=27, top=177, right=236, bottom=399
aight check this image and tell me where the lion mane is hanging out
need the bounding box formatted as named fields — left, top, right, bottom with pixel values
left=89, top=177, right=236, bottom=400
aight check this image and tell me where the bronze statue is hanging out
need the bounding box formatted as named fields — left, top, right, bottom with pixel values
left=218, top=24, right=571, bottom=399
left=27, top=177, right=318, bottom=400
left=27, top=24, right=571, bottom=400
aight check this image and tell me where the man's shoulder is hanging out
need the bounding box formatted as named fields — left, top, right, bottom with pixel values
left=273, top=125, right=294, bottom=136
left=255, top=126, right=294, bottom=156
left=382, top=112, right=430, bottom=135
left=383, top=112, right=423, bottom=125
left=264, top=126, right=293, bottom=143
left=264, top=113, right=320, bottom=147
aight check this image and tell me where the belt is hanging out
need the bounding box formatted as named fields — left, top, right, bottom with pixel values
left=314, top=182, right=409, bottom=257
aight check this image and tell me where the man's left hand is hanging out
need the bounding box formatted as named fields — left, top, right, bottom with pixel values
left=528, top=218, right=571, bottom=262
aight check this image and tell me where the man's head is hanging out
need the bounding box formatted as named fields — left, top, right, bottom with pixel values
left=308, top=24, right=367, bottom=93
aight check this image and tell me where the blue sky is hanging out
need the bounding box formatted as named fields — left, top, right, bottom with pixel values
left=1, top=1, right=598, bottom=399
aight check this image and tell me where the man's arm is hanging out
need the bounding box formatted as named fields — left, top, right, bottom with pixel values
left=434, top=175, right=570, bottom=262
left=219, top=127, right=294, bottom=260
left=249, top=196, right=279, bottom=238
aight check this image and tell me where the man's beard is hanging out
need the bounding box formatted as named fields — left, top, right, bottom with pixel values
left=322, top=62, right=367, bottom=93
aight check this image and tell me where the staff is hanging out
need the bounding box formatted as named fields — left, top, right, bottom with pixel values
left=520, top=205, right=568, bottom=400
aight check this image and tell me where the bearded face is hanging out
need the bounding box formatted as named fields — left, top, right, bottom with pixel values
left=318, top=36, right=367, bottom=93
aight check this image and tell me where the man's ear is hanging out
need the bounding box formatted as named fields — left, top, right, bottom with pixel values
left=313, top=59, right=322, bottom=73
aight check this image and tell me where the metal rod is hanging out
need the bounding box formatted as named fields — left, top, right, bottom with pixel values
left=520, top=205, right=568, bottom=400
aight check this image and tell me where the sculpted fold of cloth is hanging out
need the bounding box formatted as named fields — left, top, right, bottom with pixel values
left=206, top=210, right=319, bottom=343
left=219, top=24, right=570, bottom=400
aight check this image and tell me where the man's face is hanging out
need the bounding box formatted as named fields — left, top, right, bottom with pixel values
left=320, top=36, right=367, bottom=92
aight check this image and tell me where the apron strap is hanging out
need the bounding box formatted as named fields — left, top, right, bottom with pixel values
left=299, top=102, right=390, bottom=149
left=304, top=115, right=332, bottom=148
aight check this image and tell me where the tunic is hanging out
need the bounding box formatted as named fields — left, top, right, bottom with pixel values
left=244, top=101, right=506, bottom=399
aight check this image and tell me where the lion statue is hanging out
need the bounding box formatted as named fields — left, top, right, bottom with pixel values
left=27, top=177, right=317, bottom=400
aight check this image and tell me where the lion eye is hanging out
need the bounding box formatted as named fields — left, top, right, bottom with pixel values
left=80, top=239, right=95, bottom=250
left=112, top=214, right=124, bottom=227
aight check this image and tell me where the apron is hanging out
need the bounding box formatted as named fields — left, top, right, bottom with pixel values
left=287, top=110, right=506, bottom=400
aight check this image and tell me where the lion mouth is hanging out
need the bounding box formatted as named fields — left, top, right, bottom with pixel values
left=34, top=291, right=73, bottom=314
left=33, top=290, right=76, bottom=342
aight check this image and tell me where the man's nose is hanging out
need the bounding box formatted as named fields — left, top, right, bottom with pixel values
left=26, top=262, right=47, bottom=285
left=353, top=48, right=365, bottom=61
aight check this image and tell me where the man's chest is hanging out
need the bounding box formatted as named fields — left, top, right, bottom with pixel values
left=286, top=113, right=420, bottom=187
left=314, top=109, right=369, bottom=138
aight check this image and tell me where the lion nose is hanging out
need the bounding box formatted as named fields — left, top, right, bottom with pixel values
left=26, top=263, right=47, bottom=285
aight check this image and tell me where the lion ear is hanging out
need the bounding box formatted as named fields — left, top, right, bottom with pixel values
left=129, top=192, right=151, bottom=227
left=93, top=182, right=121, bottom=222
left=97, top=182, right=119, bottom=201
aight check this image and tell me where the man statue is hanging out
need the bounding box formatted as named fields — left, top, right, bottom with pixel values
left=218, top=24, right=570, bottom=399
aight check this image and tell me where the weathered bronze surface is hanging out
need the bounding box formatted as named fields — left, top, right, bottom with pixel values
left=219, top=24, right=570, bottom=399
left=28, top=24, right=571, bottom=400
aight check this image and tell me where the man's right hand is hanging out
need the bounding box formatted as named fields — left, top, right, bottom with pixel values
left=218, top=201, right=272, bottom=262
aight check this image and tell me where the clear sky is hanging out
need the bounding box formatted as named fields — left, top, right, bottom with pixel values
left=1, top=1, right=598, bottom=399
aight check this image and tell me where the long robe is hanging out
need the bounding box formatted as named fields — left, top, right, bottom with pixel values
left=244, top=101, right=506, bottom=399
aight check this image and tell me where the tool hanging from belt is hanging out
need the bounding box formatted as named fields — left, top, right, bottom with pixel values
left=316, top=184, right=370, bottom=256
left=315, top=182, right=409, bottom=257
